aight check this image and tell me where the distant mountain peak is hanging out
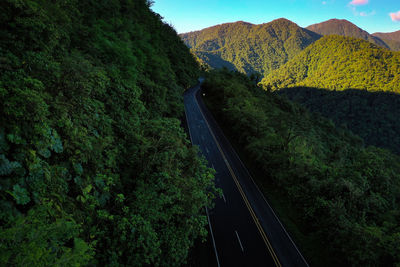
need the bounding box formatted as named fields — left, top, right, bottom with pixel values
left=307, top=18, right=367, bottom=33
left=306, top=18, right=389, bottom=49
left=271, top=17, right=294, bottom=23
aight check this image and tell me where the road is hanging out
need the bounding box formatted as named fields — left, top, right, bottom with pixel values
left=184, top=79, right=309, bottom=267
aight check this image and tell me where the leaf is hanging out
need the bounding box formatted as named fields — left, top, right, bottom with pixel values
left=11, top=184, right=30, bottom=205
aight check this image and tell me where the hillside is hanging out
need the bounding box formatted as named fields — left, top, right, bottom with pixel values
left=372, top=30, right=400, bottom=51
left=203, top=69, right=400, bottom=266
left=180, top=19, right=321, bottom=76
left=306, top=19, right=389, bottom=49
left=0, top=1, right=216, bottom=266
left=261, top=35, right=400, bottom=93
left=280, top=88, right=400, bottom=155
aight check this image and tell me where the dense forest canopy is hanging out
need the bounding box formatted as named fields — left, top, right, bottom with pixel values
left=0, top=0, right=217, bottom=265
left=180, top=19, right=321, bottom=76
left=203, top=69, right=400, bottom=266
left=261, top=35, right=400, bottom=93
left=280, top=87, right=400, bottom=155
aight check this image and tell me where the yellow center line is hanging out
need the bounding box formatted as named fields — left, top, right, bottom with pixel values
left=194, top=93, right=282, bottom=267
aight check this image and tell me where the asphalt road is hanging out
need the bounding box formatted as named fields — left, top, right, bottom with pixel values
left=184, top=79, right=309, bottom=267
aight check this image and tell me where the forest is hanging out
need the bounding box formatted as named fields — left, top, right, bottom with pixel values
left=261, top=35, right=400, bottom=93
left=203, top=69, right=400, bottom=266
left=181, top=19, right=321, bottom=76
left=280, top=87, right=400, bottom=155
left=0, top=0, right=217, bottom=266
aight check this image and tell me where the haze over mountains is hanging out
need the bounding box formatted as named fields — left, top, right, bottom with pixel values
left=181, top=18, right=400, bottom=77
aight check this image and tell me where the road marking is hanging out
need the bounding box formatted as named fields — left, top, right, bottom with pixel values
left=206, top=147, right=209, bottom=154
left=222, top=192, right=226, bottom=203
left=235, top=230, right=244, bottom=252
left=206, top=207, right=221, bottom=267
left=212, top=163, right=215, bottom=169
left=226, top=138, right=310, bottom=266
left=194, top=93, right=282, bottom=267
left=201, top=135, right=205, bottom=140
left=184, top=96, right=221, bottom=267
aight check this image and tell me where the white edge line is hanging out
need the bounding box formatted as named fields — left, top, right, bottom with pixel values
left=235, top=230, right=244, bottom=252
left=198, top=92, right=309, bottom=267
left=222, top=193, right=226, bottom=203
left=184, top=83, right=221, bottom=267
left=206, top=207, right=221, bottom=267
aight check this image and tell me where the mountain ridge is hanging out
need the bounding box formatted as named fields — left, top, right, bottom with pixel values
left=306, top=18, right=389, bottom=49
left=261, top=35, right=400, bottom=93
left=181, top=18, right=400, bottom=77
left=180, top=19, right=321, bottom=76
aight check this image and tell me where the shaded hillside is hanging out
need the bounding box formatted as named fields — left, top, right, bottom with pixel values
left=203, top=69, right=400, bottom=266
left=306, top=19, right=389, bottom=49
left=0, top=0, right=216, bottom=266
left=372, top=30, right=400, bottom=51
left=261, top=35, right=400, bottom=93
left=180, top=19, right=321, bottom=76
left=279, top=87, right=400, bottom=155
left=192, top=50, right=236, bottom=71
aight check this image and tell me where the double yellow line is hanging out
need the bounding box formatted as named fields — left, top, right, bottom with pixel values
left=195, top=93, right=282, bottom=267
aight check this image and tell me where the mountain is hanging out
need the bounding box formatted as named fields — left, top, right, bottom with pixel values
left=180, top=19, right=321, bottom=76
left=261, top=35, right=400, bottom=93
left=372, top=30, right=400, bottom=42
left=372, top=30, right=400, bottom=51
left=306, top=19, right=389, bottom=49
left=0, top=1, right=216, bottom=266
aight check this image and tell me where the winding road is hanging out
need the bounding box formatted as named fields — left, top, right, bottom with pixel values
left=184, top=79, right=309, bottom=267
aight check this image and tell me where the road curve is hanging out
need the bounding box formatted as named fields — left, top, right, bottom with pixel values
left=184, top=79, right=309, bottom=267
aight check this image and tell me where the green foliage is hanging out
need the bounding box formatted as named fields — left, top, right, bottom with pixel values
left=203, top=69, right=400, bottom=266
left=261, top=35, right=400, bottom=93
left=180, top=19, right=321, bottom=76
left=0, top=0, right=216, bottom=266
left=280, top=87, right=400, bottom=155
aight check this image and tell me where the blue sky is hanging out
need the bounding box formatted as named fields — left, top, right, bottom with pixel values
left=151, top=0, right=400, bottom=34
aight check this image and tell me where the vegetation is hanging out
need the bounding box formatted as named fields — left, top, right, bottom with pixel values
left=203, top=69, right=400, bottom=266
left=280, top=87, right=400, bottom=155
left=261, top=35, right=400, bottom=92
left=306, top=19, right=389, bottom=49
left=0, top=0, right=217, bottom=265
left=180, top=19, right=321, bottom=76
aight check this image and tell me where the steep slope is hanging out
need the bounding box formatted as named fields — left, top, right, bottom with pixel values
left=306, top=19, right=389, bottom=49
left=372, top=30, right=400, bottom=51
left=261, top=35, right=400, bottom=93
left=204, top=69, right=400, bottom=266
left=0, top=1, right=216, bottom=266
left=280, top=88, right=400, bottom=155
left=180, top=19, right=321, bottom=76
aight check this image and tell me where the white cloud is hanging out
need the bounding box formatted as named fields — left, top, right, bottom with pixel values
left=349, top=0, right=368, bottom=6
left=390, top=11, right=400, bottom=21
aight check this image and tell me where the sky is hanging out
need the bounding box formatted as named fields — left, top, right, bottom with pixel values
left=151, top=0, right=400, bottom=34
